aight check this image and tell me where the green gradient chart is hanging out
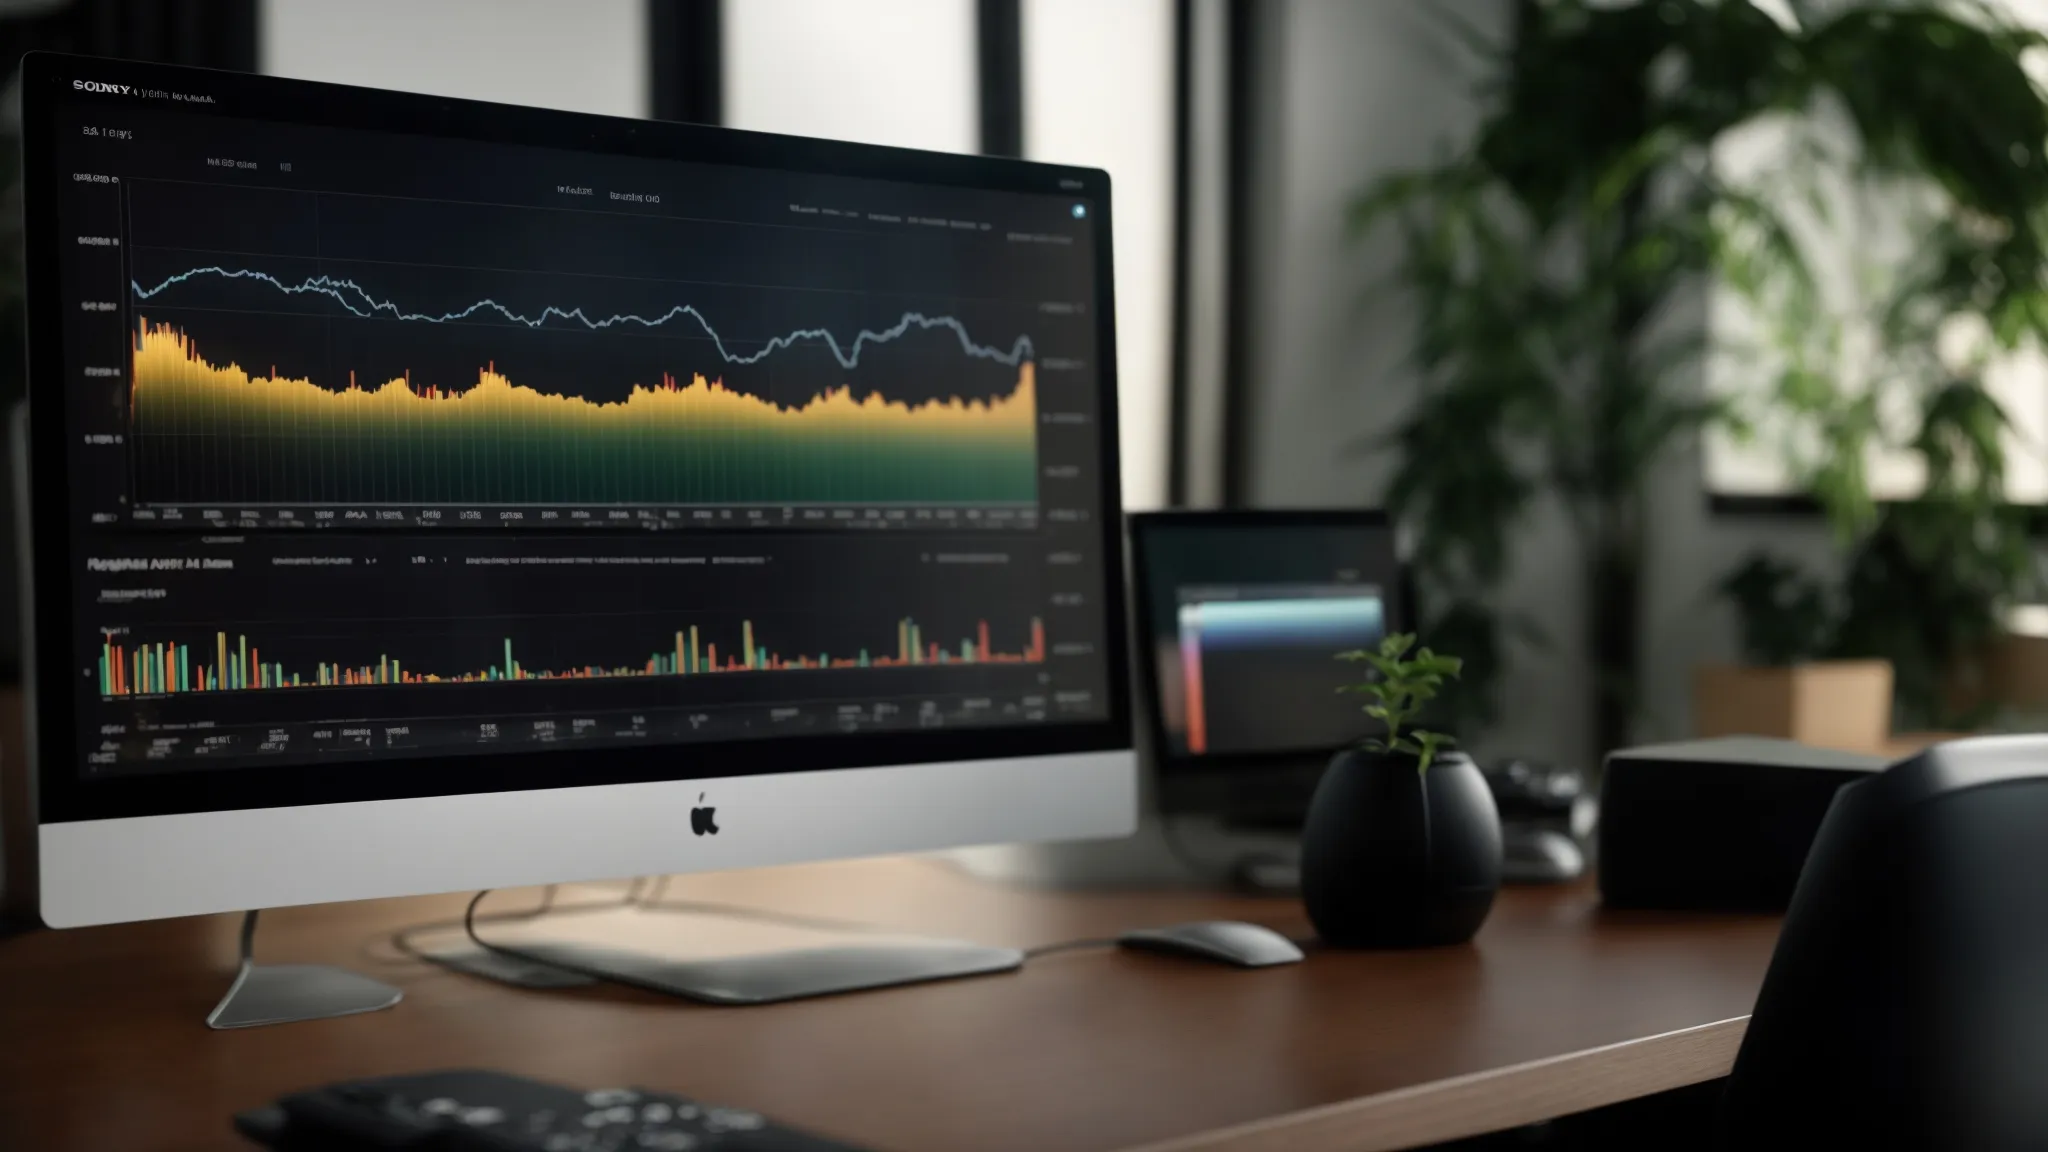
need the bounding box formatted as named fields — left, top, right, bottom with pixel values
left=130, top=320, right=1040, bottom=505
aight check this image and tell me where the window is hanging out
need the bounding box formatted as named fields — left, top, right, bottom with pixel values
left=262, top=0, right=647, bottom=118
left=723, top=0, right=978, bottom=153
left=1022, top=0, right=1174, bottom=510
left=1705, top=0, right=2048, bottom=507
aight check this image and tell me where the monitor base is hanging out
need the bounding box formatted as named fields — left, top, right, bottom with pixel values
left=206, top=911, right=402, bottom=1030
left=440, top=886, right=1025, bottom=1004
left=413, top=942, right=598, bottom=989
left=485, top=938, right=1023, bottom=1005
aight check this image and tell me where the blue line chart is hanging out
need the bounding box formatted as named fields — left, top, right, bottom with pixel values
left=130, top=266, right=1036, bottom=370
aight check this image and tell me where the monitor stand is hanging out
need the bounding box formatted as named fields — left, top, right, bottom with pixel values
left=207, top=910, right=404, bottom=1029
left=447, top=884, right=1022, bottom=1005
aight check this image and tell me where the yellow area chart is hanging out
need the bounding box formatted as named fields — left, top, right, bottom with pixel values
left=129, top=319, right=1040, bottom=505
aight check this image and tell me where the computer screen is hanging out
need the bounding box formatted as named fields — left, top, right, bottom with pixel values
left=26, top=57, right=1128, bottom=829
left=1130, top=513, right=1401, bottom=766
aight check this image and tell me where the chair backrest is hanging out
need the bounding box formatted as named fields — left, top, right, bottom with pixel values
left=1722, top=735, right=2048, bottom=1149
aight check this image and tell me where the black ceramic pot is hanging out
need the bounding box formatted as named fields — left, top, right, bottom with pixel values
left=1300, top=748, right=1503, bottom=948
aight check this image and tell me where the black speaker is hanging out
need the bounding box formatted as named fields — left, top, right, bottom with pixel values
left=1598, top=736, right=1883, bottom=912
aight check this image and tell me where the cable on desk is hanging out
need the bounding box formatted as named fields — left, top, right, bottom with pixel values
left=459, top=888, right=521, bottom=967
left=380, top=876, right=882, bottom=971
left=1021, top=937, right=1118, bottom=960
left=456, top=888, right=596, bottom=978
left=446, top=880, right=905, bottom=974
left=452, top=887, right=727, bottom=990
left=385, top=882, right=637, bottom=964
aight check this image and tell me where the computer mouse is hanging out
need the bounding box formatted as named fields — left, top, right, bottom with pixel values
left=1115, top=921, right=1305, bottom=967
left=1501, top=827, right=1585, bottom=884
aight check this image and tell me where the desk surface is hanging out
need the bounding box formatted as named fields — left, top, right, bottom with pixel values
left=0, top=858, right=1780, bottom=1152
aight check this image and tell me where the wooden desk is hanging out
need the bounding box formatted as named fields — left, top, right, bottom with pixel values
left=0, top=858, right=1780, bottom=1152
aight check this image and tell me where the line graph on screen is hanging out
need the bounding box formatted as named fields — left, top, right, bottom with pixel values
left=120, top=181, right=1048, bottom=508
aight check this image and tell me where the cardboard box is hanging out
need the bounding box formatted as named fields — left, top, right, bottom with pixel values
left=1939, top=632, right=2048, bottom=720
left=1693, top=660, right=1895, bottom=754
left=1992, top=633, right=2048, bottom=711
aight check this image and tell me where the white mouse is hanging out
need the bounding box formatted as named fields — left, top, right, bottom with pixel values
left=1115, top=921, right=1306, bottom=967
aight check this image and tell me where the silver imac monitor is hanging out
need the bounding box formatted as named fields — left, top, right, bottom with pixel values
left=18, top=56, right=1134, bottom=960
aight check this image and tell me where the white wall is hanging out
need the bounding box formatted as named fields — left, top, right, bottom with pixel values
left=262, top=0, right=647, bottom=118
left=1242, top=0, right=1839, bottom=769
left=1244, top=0, right=1501, bottom=510
left=724, top=0, right=977, bottom=153
left=1242, top=0, right=1578, bottom=762
left=1022, top=0, right=1176, bottom=510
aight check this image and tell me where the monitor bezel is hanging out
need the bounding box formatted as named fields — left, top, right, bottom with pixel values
left=1126, top=508, right=1401, bottom=801
left=22, top=52, right=1132, bottom=826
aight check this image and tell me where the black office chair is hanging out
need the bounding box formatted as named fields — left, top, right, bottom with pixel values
left=1721, top=735, right=2048, bottom=1149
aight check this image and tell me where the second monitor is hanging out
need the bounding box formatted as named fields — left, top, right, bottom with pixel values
left=1130, top=511, right=1404, bottom=829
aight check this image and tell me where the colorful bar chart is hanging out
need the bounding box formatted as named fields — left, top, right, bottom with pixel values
left=96, top=617, right=1048, bottom=697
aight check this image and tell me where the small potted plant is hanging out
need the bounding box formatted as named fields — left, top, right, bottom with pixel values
left=1300, top=633, right=1503, bottom=948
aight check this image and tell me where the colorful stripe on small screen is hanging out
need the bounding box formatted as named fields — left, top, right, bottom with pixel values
left=1176, top=594, right=1384, bottom=755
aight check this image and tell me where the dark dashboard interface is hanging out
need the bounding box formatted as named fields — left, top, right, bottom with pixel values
left=1134, top=516, right=1399, bottom=765
left=28, top=57, right=1123, bottom=818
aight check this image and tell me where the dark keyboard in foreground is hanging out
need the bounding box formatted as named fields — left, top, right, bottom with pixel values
left=234, top=1068, right=871, bottom=1151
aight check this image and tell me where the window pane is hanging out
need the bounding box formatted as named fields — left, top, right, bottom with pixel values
left=261, top=0, right=647, bottom=118
left=724, top=0, right=977, bottom=153
left=1023, top=0, right=1174, bottom=509
left=1707, top=0, right=2048, bottom=503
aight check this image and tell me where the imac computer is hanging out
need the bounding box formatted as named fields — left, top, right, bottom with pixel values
left=16, top=54, right=1135, bottom=1022
left=1129, top=511, right=1403, bottom=829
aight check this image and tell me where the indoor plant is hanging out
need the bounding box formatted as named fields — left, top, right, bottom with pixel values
left=1697, top=554, right=1896, bottom=752
left=1301, top=634, right=1502, bottom=948
left=1702, top=9, right=2048, bottom=736
left=1712, top=381, right=2042, bottom=733
left=1354, top=0, right=2048, bottom=757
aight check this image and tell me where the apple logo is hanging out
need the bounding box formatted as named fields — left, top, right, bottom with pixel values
left=689, top=793, right=719, bottom=836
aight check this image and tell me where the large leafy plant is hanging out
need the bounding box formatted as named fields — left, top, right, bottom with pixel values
left=1708, top=2, right=2048, bottom=727
left=1356, top=0, right=2048, bottom=755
